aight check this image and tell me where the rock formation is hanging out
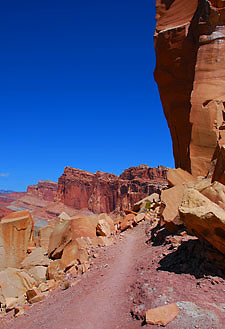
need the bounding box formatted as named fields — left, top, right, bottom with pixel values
left=57, top=165, right=168, bottom=214
left=154, top=0, right=225, bottom=177
left=27, top=180, right=57, bottom=202
left=179, top=186, right=225, bottom=254
left=0, top=211, right=34, bottom=270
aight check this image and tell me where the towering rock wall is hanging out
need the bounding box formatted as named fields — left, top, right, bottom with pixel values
left=57, top=166, right=168, bottom=214
left=154, top=0, right=225, bottom=177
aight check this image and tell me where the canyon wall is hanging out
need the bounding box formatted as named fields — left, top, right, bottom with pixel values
left=27, top=181, right=57, bottom=202
left=57, top=166, right=168, bottom=214
left=154, top=0, right=225, bottom=177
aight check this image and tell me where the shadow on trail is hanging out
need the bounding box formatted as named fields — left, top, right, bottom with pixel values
left=157, top=239, right=225, bottom=280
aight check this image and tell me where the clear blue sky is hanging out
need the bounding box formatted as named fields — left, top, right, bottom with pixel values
left=1, top=0, right=174, bottom=191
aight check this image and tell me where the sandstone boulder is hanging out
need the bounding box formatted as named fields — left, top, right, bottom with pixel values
left=198, top=181, right=225, bottom=211
left=145, top=303, right=179, bottom=326
left=70, top=216, right=99, bottom=240
left=120, top=213, right=135, bottom=231
left=0, top=268, right=36, bottom=305
left=58, top=212, right=71, bottom=221
left=98, top=213, right=114, bottom=232
left=60, top=240, right=88, bottom=271
left=39, top=280, right=58, bottom=292
left=161, top=185, right=184, bottom=232
left=38, top=225, right=54, bottom=252
left=27, top=290, right=48, bottom=304
left=21, top=247, right=50, bottom=269
left=133, top=193, right=160, bottom=212
left=96, top=219, right=111, bottom=237
left=46, top=260, right=64, bottom=281
left=167, top=168, right=195, bottom=187
left=28, top=266, right=47, bottom=283
left=48, top=221, right=72, bottom=259
left=179, top=188, right=225, bottom=254
left=0, top=211, right=34, bottom=270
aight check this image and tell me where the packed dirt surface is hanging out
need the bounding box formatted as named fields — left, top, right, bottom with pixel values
left=1, top=223, right=225, bottom=329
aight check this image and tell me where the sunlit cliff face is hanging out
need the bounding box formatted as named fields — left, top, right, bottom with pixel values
left=154, top=0, right=225, bottom=177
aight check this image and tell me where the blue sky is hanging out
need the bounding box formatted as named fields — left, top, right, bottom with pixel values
left=1, top=0, right=174, bottom=191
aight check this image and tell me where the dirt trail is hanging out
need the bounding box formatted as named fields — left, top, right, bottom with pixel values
left=2, top=224, right=225, bottom=329
left=2, top=228, right=144, bottom=329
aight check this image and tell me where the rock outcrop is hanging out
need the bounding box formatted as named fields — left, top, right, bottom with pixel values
left=57, top=165, right=168, bottom=214
left=0, top=211, right=34, bottom=270
left=154, top=0, right=225, bottom=177
left=27, top=180, right=57, bottom=202
left=179, top=187, right=225, bottom=254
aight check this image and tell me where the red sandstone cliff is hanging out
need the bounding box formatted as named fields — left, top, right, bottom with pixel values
left=27, top=180, right=57, bottom=202
left=57, top=165, right=168, bottom=214
left=154, top=0, right=225, bottom=177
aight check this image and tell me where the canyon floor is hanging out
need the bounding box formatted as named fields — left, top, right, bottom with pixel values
left=1, top=222, right=225, bottom=329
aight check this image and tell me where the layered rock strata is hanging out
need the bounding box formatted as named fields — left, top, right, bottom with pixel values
left=154, top=0, right=225, bottom=177
left=57, top=165, right=168, bottom=214
left=27, top=180, right=57, bottom=202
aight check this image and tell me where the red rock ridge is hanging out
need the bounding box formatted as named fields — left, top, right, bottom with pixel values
left=57, top=165, right=168, bottom=214
left=27, top=180, right=57, bottom=202
left=154, top=0, right=225, bottom=176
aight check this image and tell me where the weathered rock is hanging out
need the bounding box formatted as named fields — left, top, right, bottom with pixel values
left=0, top=268, right=36, bottom=305
left=27, top=180, right=57, bottom=202
left=48, top=221, right=72, bottom=259
left=26, top=287, right=39, bottom=302
left=57, top=166, right=168, bottom=214
left=96, top=219, right=111, bottom=237
left=97, top=213, right=114, bottom=232
left=179, top=188, right=225, bottom=254
left=134, top=213, right=145, bottom=224
left=154, top=0, right=225, bottom=177
left=0, top=211, right=34, bottom=270
left=212, top=145, right=225, bottom=184
left=28, top=291, right=48, bottom=304
left=120, top=214, right=135, bottom=231
left=38, top=225, right=54, bottom=252
left=60, top=240, right=88, bottom=271
left=70, top=216, right=98, bottom=240
left=167, top=168, right=195, bottom=187
left=5, top=296, right=26, bottom=311
left=198, top=180, right=225, bottom=211
left=14, top=305, right=25, bottom=317
left=21, top=247, right=50, bottom=269
left=75, top=237, right=90, bottom=249
left=145, top=303, right=179, bottom=326
left=161, top=185, right=185, bottom=232
left=58, top=212, right=71, bottom=221
left=46, top=260, right=64, bottom=281
left=133, top=193, right=160, bottom=212
left=28, top=266, right=47, bottom=283
left=39, top=280, right=58, bottom=292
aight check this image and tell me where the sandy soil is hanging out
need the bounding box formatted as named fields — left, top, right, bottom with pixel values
left=1, top=223, right=225, bottom=329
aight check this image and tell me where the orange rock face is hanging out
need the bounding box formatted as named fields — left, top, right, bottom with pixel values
left=57, top=166, right=168, bottom=213
left=154, top=0, right=225, bottom=177
left=0, top=211, right=34, bottom=270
